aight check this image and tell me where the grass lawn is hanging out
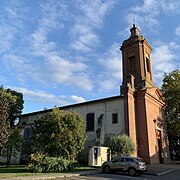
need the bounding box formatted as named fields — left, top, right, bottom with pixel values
left=0, top=164, right=99, bottom=179
left=0, top=165, right=47, bottom=179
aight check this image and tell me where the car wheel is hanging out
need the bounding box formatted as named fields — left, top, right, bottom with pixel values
left=128, top=168, right=136, bottom=176
left=103, top=166, right=111, bottom=173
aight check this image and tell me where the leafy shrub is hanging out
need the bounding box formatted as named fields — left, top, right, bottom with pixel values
left=27, top=152, right=77, bottom=173
left=105, top=134, right=136, bottom=158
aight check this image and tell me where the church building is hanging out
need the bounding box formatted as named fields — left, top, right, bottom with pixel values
left=18, top=24, right=171, bottom=165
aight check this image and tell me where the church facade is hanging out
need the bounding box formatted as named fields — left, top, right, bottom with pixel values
left=18, top=25, right=171, bottom=165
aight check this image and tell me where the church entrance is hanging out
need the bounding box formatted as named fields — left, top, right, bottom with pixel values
left=156, top=130, right=163, bottom=164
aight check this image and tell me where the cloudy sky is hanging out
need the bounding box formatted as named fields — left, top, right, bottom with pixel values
left=0, top=0, right=180, bottom=114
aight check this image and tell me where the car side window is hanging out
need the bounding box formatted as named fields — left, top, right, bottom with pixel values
left=112, top=158, right=119, bottom=163
left=113, top=157, right=124, bottom=163
left=125, top=158, right=129, bottom=162
left=119, top=158, right=124, bottom=162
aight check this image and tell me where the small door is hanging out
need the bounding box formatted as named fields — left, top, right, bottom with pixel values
left=156, top=130, right=164, bottom=164
left=94, top=147, right=98, bottom=165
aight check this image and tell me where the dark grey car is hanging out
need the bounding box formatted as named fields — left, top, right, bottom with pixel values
left=102, top=156, right=147, bottom=176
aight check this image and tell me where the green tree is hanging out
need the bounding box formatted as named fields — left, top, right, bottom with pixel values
left=0, top=86, right=24, bottom=127
left=162, top=70, right=180, bottom=159
left=0, top=87, right=11, bottom=151
left=1, top=128, right=23, bottom=167
left=162, top=70, right=180, bottom=138
left=105, top=134, right=136, bottom=158
left=6, top=88, right=24, bottom=127
left=33, top=108, right=86, bottom=160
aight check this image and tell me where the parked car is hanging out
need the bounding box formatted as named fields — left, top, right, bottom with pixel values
left=102, top=156, right=147, bottom=176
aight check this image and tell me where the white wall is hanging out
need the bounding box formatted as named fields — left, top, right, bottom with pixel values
left=19, top=96, right=125, bottom=146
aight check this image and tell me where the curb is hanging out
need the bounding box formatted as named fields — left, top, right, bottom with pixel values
left=0, top=174, right=81, bottom=180
left=31, top=174, right=81, bottom=180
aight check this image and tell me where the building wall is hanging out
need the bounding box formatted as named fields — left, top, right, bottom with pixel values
left=135, top=88, right=171, bottom=164
left=18, top=96, right=124, bottom=163
left=145, top=88, right=171, bottom=164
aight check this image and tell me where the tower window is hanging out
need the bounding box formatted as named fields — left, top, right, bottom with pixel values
left=86, top=113, right=94, bottom=131
left=129, top=56, right=135, bottom=75
left=112, top=113, right=118, bottom=124
left=146, top=57, right=150, bottom=73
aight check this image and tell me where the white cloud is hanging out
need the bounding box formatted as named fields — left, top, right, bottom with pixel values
left=0, top=1, right=118, bottom=93
left=125, top=0, right=180, bottom=32
left=40, top=55, right=93, bottom=91
left=70, top=25, right=99, bottom=52
left=70, top=0, right=117, bottom=52
left=133, top=0, right=159, bottom=13
left=152, top=45, right=176, bottom=62
left=175, top=26, right=180, bottom=37
left=125, top=0, right=159, bottom=30
left=71, top=95, right=86, bottom=103
left=161, top=0, right=180, bottom=14
left=77, top=0, right=116, bottom=27
left=22, top=1, right=94, bottom=91
left=151, top=43, right=177, bottom=86
left=98, top=43, right=122, bottom=92
left=8, top=86, right=86, bottom=106
left=98, top=80, right=115, bottom=92
left=0, top=1, right=32, bottom=55
left=29, top=1, right=66, bottom=57
left=2, top=54, right=40, bottom=83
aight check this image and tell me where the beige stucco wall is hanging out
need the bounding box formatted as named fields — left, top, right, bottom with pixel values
left=66, top=97, right=125, bottom=144
left=19, top=97, right=124, bottom=144
left=18, top=96, right=124, bottom=163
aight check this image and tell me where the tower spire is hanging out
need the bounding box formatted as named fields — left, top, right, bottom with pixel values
left=133, top=16, right=135, bottom=25
left=130, top=23, right=140, bottom=37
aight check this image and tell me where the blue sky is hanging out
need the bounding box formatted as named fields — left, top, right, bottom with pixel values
left=0, top=0, right=180, bottom=114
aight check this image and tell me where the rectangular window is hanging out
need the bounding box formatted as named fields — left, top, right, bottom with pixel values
left=129, top=56, right=135, bottom=75
left=112, top=113, right=118, bottom=124
left=146, top=57, right=150, bottom=73
left=86, top=113, right=94, bottom=131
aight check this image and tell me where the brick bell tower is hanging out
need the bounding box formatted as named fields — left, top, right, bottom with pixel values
left=120, top=24, right=171, bottom=164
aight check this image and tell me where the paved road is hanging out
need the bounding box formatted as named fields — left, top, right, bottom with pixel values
left=54, top=169, right=180, bottom=180
left=149, top=169, right=180, bottom=180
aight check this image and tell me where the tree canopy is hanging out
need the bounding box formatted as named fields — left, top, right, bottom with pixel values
left=33, top=108, right=86, bottom=160
left=0, top=86, right=24, bottom=151
left=105, top=134, right=136, bottom=158
left=0, top=86, right=24, bottom=127
left=0, top=88, right=11, bottom=150
left=162, top=70, right=180, bottom=138
left=6, top=88, right=24, bottom=127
